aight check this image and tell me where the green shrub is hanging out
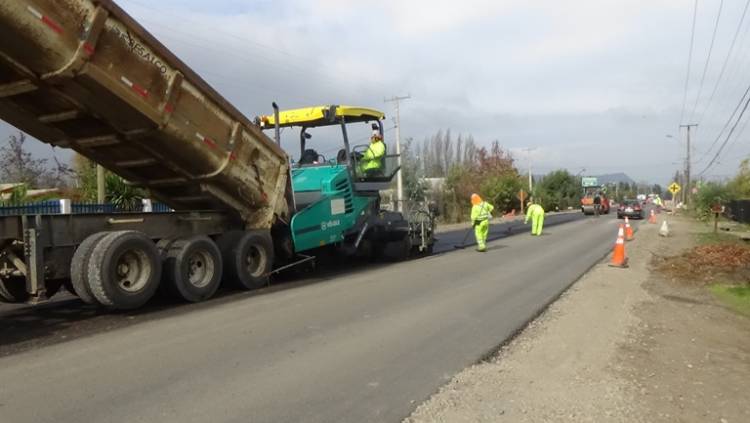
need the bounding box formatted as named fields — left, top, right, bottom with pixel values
left=694, top=182, right=733, bottom=221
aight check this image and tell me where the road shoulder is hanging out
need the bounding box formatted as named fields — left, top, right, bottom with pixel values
left=406, top=215, right=750, bottom=422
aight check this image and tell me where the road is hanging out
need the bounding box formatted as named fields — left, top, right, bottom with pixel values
left=0, top=212, right=626, bottom=423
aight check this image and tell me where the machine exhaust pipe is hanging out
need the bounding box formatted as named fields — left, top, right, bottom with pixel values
left=272, top=102, right=281, bottom=146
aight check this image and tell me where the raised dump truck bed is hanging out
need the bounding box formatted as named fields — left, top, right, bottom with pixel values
left=0, top=1, right=436, bottom=310
left=0, top=0, right=289, bottom=227
left=0, top=0, right=291, bottom=309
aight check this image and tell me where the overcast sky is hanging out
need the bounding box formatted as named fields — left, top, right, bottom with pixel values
left=4, top=0, right=750, bottom=185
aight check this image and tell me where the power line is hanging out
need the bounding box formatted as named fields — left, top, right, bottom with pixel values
left=695, top=80, right=750, bottom=165
left=696, top=0, right=750, bottom=125
left=720, top=108, right=750, bottom=160
left=699, top=84, right=750, bottom=176
left=679, top=0, right=700, bottom=125
left=688, top=0, right=725, bottom=122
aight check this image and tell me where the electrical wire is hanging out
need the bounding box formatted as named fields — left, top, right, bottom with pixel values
left=696, top=0, right=750, bottom=125
left=699, top=83, right=750, bottom=176
left=679, top=0, right=700, bottom=125
left=688, top=0, right=724, bottom=122
left=719, top=106, right=750, bottom=161
left=694, top=75, right=750, bottom=165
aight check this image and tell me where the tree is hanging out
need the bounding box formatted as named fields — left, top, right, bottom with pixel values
left=0, top=132, right=43, bottom=185
left=0, top=132, right=68, bottom=188
left=535, top=170, right=579, bottom=211
left=728, top=158, right=750, bottom=199
left=480, top=173, right=522, bottom=212
left=72, top=153, right=99, bottom=201
left=400, top=138, right=426, bottom=204
left=694, top=182, right=731, bottom=221
left=72, top=153, right=146, bottom=208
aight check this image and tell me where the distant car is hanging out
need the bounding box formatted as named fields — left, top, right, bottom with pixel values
left=617, top=199, right=644, bottom=219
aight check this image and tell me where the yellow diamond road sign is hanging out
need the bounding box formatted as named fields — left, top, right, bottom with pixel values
left=668, top=182, right=681, bottom=194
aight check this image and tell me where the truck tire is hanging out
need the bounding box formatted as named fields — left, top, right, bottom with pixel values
left=70, top=232, right=111, bottom=305
left=86, top=231, right=162, bottom=310
left=217, top=230, right=273, bottom=290
left=0, top=277, right=28, bottom=303
left=162, top=236, right=222, bottom=302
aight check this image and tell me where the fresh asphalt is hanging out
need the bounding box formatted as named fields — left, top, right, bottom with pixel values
left=0, top=211, right=632, bottom=422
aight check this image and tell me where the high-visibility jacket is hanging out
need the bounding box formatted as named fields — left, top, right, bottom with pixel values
left=361, top=140, right=386, bottom=172
left=525, top=204, right=544, bottom=221
left=471, top=201, right=494, bottom=222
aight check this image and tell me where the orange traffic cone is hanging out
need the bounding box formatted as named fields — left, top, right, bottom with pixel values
left=648, top=209, right=657, bottom=224
left=625, top=216, right=634, bottom=241
left=609, top=224, right=629, bottom=268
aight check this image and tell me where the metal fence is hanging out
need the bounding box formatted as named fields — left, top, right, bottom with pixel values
left=0, top=200, right=172, bottom=216
left=726, top=200, right=750, bottom=224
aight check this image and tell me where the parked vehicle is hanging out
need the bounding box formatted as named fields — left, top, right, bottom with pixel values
left=617, top=199, right=644, bottom=219
left=0, top=1, right=434, bottom=309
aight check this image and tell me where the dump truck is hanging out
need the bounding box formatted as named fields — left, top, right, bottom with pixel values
left=0, top=0, right=435, bottom=309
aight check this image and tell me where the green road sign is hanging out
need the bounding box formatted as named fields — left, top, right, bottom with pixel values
left=581, top=177, right=598, bottom=187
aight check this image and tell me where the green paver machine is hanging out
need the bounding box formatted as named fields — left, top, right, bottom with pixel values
left=260, top=105, right=436, bottom=261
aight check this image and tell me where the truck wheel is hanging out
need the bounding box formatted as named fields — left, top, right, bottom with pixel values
left=86, top=231, right=162, bottom=310
left=218, top=230, right=273, bottom=290
left=162, top=236, right=222, bottom=302
left=70, top=232, right=111, bottom=305
left=0, top=277, right=28, bottom=303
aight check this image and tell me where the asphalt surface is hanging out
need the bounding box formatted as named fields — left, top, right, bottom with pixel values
left=0, top=212, right=627, bottom=423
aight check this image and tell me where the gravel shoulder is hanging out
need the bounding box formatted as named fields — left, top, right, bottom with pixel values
left=406, top=214, right=750, bottom=422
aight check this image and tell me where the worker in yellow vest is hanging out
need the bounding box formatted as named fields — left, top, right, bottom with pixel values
left=359, top=131, right=386, bottom=176
left=525, top=199, right=545, bottom=236
left=470, top=193, right=494, bottom=252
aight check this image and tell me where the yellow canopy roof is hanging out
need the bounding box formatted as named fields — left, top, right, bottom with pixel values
left=259, top=105, right=385, bottom=128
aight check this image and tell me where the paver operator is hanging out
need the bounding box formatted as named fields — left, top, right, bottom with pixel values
left=359, top=127, right=386, bottom=176
left=525, top=199, right=545, bottom=236
left=470, top=193, right=494, bottom=252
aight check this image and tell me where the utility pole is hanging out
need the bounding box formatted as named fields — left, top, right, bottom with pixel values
left=522, top=148, right=535, bottom=194
left=679, top=124, right=697, bottom=205
left=385, top=95, right=410, bottom=212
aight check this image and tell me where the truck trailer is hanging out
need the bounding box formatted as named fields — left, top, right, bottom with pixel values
left=0, top=0, right=435, bottom=309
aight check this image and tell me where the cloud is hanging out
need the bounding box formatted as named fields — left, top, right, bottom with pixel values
left=2, top=0, right=749, bottom=185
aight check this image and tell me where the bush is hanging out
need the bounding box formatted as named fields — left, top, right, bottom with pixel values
left=534, top=170, right=579, bottom=212
left=694, top=182, right=733, bottom=221
left=106, top=174, right=144, bottom=211
left=480, top=174, right=523, bottom=213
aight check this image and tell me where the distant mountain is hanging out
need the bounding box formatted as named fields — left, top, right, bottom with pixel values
left=594, top=173, right=636, bottom=185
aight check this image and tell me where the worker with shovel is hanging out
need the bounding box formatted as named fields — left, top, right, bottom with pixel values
left=525, top=198, right=545, bottom=236
left=470, top=193, right=494, bottom=252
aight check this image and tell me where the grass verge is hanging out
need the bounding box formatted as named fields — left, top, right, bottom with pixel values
left=709, top=284, right=750, bottom=317
left=695, top=231, right=746, bottom=246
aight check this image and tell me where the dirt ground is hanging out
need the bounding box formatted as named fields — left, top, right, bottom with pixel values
left=405, top=214, right=750, bottom=423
